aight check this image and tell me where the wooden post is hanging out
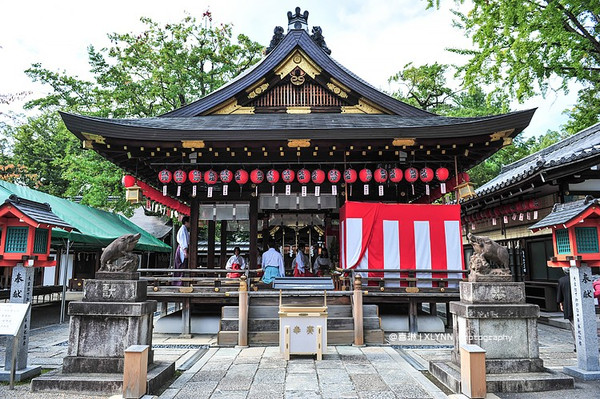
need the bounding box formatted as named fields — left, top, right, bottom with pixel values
left=460, top=344, right=487, bottom=398
left=316, top=325, right=323, bottom=361
left=123, top=345, right=149, bottom=399
left=353, top=275, right=364, bottom=346
left=208, top=220, right=216, bottom=268
left=189, top=197, right=199, bottom=269
left=249, top=196, right=258, bottom=270
left=220, top=220, right=228, bottom=267
left=408, top=299, right=418, bottom=334
left=238, top=276, right=248, bottom=347
left=181, top=298, right=191, bottom=338
left=284, top=325, right=291, bottom=360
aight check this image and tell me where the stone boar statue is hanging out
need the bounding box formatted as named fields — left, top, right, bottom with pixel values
left=99, top=233, right=141, bottom=273
left=467, top=233, right=509, bottom=269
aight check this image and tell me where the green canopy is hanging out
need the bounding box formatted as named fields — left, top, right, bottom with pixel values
left=0, top=180, right=171, bottom=252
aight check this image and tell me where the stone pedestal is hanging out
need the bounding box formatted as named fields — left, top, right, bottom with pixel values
left=31, top=272, right=174, bottom=395
left=0, top=264, right=41, bottom=382
left=430, top=281, right=574, bottom=393
left=563, top=264, right=600, bottom=380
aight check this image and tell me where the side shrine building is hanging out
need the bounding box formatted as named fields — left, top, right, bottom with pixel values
left=60, top=9, right=535, bottom=277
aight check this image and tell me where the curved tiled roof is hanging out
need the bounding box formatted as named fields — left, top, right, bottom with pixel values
left=473, top=122, right=600, bottom=198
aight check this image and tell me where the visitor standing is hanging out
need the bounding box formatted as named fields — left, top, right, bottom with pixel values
left=173, top=216, right=190, bottom=286
left=261, top=241, right=285, bottom=284
left=293, top=242, right=309, bottom=277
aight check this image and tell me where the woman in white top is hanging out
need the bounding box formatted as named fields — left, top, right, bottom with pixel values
left=226, top=247, right=246, bottom=278
left=313, top=248, right=332, bottom=276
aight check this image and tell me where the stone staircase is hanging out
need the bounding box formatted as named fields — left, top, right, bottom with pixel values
left=218, top=294, right=384, bottom=346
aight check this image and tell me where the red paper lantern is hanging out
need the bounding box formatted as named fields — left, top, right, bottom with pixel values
left=173, top=169, right=187, bottom=184
left=266, top=169, right=280, bottom=184
left=420, top=167, right=434, bottom=183
left=389, top=168, right=403, bottom=183
left=204, top=170, right=218, bottom=185
left=405, top=167, right=419, bottom=183
left=312, top=169, right=325, bottom=184
left=374, top=168, right=388, bottom=183
left=282, top=169, right=295, bottom=183
left=344, top=168, right=357, bottom=183
left=122, top=175, right=136, bottom=187
left=220, top=169, right=233, bottom=183
left=359, top=168, right=373, bottom=183
left=435, top=167, right=449, bottom=182
left=158, top=169, right=172, bottom=184
left=235, top=169, right=249, bottom=185
left=459, top=172, right=470, bottom=183
left=188, top=169, right=202, bottom=184
left=250, top=169, right=264, bottom=184
left=297, top=168, right=310, bottom=184
left=328, top=169, right=341, bottom=183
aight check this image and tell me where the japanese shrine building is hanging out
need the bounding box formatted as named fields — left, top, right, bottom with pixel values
left=60, top=8, right=535, bottom=271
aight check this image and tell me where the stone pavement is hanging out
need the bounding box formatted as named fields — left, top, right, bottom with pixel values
left=159, top=346, right=446, bottom=399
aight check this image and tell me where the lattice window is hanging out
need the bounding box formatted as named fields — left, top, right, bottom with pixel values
left=250, top=82, right=346, bottom=107
left=5, top=226, right=29, bottom=253
left=575, top=227, right=599, bottom=253
left=34, top=228, right=49, bottom=254
left=555, top=229, right=571, bottom=254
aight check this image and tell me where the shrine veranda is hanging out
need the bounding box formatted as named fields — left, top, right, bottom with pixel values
left=59, top=8, right=535, bottom=334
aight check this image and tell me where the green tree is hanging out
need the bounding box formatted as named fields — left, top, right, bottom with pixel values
left=25, top=13, right=263, bottom=117
left=3, top=12, right=264, bottom=211
left=428, top=0, right=600, bottom=133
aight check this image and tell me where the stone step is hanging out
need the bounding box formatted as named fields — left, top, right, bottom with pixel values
left=217, top=328, right=384, bottom=346
left=219, top=316, right=381, bottom=332
left=221, top=304, right=378, bottom=318
left=429, top=361, right=574, bottom=394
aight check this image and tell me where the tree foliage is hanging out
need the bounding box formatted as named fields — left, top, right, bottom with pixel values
left=428, top=0, right=600, bottom=133
left=1, top=13, right=264, bottom=212
left=24, top=14, right=263, bottom=117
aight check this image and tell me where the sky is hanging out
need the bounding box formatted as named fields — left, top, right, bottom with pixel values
left=0, top=0, right=580, bottom=137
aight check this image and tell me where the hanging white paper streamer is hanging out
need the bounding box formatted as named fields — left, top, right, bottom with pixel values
left=527, top=212, right=531, bottom=220
left=364, top=184, right=369, bottom=195
left=285, top=184, right=291, bottom=195
left=411, top=184, right=415, bottom=195
left=425, top=184, right=430, bottom=195
left=441, top=182, right=446, bottom=194
left=519, top=213, right=524, bottom=221
left=534, top=210, right=538, bottom=219
left=162, top=185, right=167, bottom=196
left=512, top=214, right=517, bottom=221
left=223, top=184, right=228, bottom=196
left=315, top=186, right=320, bottom=196
left=177, top=186, right=181, bottom=196
left=503, top=216, right=508, bottom=224
left=271, top=185, right=275, bottom=196
left=301, top=186, right=307, bottom=197
left=492, top=218, right=497, bottom=226
left=208, top=186, right=213, bottom=198
left=192, top=185, right=197, bottom=197
left=378, top=185, right=384, bottom=196
left=471, top=223, right=476, bottom=230
left=332, top=185, right=337, bottom=196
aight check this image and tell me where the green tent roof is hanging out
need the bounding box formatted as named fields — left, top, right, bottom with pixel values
left=0, top=180, right=171, bottom=252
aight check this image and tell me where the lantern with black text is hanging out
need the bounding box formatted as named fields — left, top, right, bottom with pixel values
left=297, top=168, right=310, bottom=196
left=405, top=167, right=418, bottom=195
left=158, top=169, right=172, bottom=196
left=344, top=168, right=357, bottom=196
left=189, top=169, right=202, bottom=197
left=250, top=169, right=264, bottom=195
left=359, top=168, right=372, bottom=195
left=389, top=167, right=403, bottom=183
left=312, top=169, right=325, bottom=196
left=235, top=169, right=249, bottom=194
left=328, top=169, right=341, bottom=195
left=374, top=168, right=387, bottom=196
left=420, top=167, right=433, bottom=195
left=282, top=169, right=295, bottom=195
left=436, top=167, right=450, bottom=194
left=204, top=169, right=217, bottom=198
left=220, top=169, right=233, bottom=196
left=266, top=169, right=279, bottom=196
left=173, top=169, right=187, bottom=197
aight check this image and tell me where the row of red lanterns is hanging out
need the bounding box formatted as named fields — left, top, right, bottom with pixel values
left=464, top=199, right=540, bottom=222
left=154, top=167, right=451, bottom=185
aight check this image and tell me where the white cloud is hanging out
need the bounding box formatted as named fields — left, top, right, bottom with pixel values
left=0, top=0, right=579, bottom=135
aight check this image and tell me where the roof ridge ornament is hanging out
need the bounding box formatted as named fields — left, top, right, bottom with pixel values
left=288, top=7, right=309, bottom=32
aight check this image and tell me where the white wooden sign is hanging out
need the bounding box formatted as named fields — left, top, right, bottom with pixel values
left=0, top=303, right=30, bottom=337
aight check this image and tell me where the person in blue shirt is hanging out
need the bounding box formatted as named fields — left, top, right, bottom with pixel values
left=261, top=241, right=285, bottom=284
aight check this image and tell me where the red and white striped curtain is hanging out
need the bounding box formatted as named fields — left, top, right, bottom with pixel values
left=339, top=201, right=464, bottom=287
